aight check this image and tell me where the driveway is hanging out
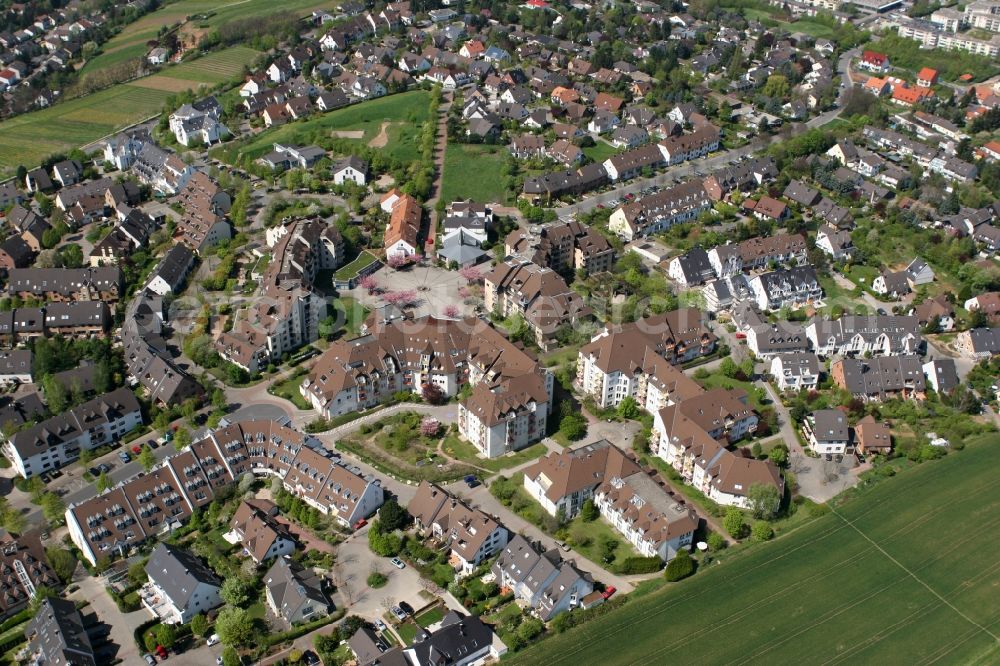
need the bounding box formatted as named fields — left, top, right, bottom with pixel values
left=66, top=573, right=149, bottom=666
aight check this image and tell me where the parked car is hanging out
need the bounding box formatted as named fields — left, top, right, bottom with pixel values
left=390, top=606, right=407, bottom=621
left=143, top=655, right=157, bottom=666
left=206, top=634, right=220, bottom=647
left=148, top=439, right=159, bottom=450
left=399, top=601, right=414, bottom=616
left=374, top=619, right=387, bottom=632
left=132, top=445, right=142, bottom=455
left=353, top=518, right=368, bottom=530
left=390, top=558, right=405, bottom=569
left=119, top=452, right=131, bottom=463
left=602, top=586, right=618, bottom=600
left=463, top=474, right=479, bottom=488
left=155, top=645, right=168, bottom=660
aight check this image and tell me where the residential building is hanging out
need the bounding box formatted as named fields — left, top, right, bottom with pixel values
left=912, top=295, right=955, bottom=332
left=67, top=420, right=386, bottom=565
left=3, top=387, right=142, bottom=479
left=332, top=156, right=369, bottom=185
left=258, top=144, right=326, bottom=171
left=484, top=261, right=592, bottom=350
left=0, top=531, right=60, bottom=620
left=106, top=130, right=151, bottom=171
left=407, top=482, right=509, bottom=575
left=905, top=258, right=935, bottom=287
left=576, top=310, right=716, bottom=409
left=746, top=321, right=809, bottom=360
left=0, top=350, right=32, bottom=385
left=225, top=500, right=297, bottom=564
left=806, top=316, right=923, bottom=357
left=25, top=598, right=95, bottom=666
left=831, top=355, right=926, bottom=400
left=6, top=267, right=122, bottom=302
left=145, top=244, right=196, bottom=296
left=803, top=409, right=851, bottom=454
left=523, top=440, right=641, bottom=519
left=384, top=193, right=422, bottom=257
left=131, top=143, right=193, bottom=195
left=964, top=292, right=1000, bottom=320
left=707, top=233, right=808, bottom=277
left=854, top=415, right=892, bottom=455
left=505, top=221, right=615, bottom=275
left=923, top=359, right=960, bottom=394
left=747, top=266, right=823, bottom=311
left=168, top=97, right=228, bottom=147
left=608, top=180, right=711, bottom=240
left=264, top=555, right=333, bottom=625
left=770, top=352, right=821, bottom=391
left=815, top=224, right=854, bottom=260
left=872, top=270, right=911, bottom=299
left=491, top=534, right=594, bottom=620
left=143, top=543, right=222, bottom=624
left=956, top=327, right=1000, bottom=359
left=172, top=171, right=232, bottom=254
left=594, top=468, right=698, bottom=560
left=667, top=246, right=716, bottom=287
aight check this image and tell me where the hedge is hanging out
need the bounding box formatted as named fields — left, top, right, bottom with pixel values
left=614, top=556, right=662, bottom=575
left=261, top=609, right=345, bottom=649
left=0, top=610, right=31, bottom=633
left=548, top=596, right=628, bottom=634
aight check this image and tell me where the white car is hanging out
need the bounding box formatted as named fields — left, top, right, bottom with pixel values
left=207, top=634, right=220, bottom=647
left=374, top=619, right=387, bottom=632
left=390, top=557, right=405, bottom=569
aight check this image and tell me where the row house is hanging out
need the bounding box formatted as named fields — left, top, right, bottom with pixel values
left=747, top=266, right=824, bottom=311
left=806, top=315, right=923, bottom=357
left=6, top=266, right=122, bottom=302
left=770, top=352, right=821, bottom=391
left=608, top=180, right=712, bottom=241
left=832, top=355, right=926, bottom=401
left=708, top=233, right=808, bottom=277
left=67, top=420, right=385, bottom=566
left=505, top=220, right=615, bottom=275
left=491, top=534, right=594, bottom=621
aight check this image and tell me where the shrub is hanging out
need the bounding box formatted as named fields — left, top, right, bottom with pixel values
left=664, top=549, right=695, bottom=582
left=615, top=556, right=662, bottom=575
left=580, top=499, right=598, bottom=522
left=367, top=572, right=388, bottom=588
left=723, top=506, right=747, bottom=539
left=751, top=521, right=775, bottom=542
left=706, top=532, right=727, bottom=551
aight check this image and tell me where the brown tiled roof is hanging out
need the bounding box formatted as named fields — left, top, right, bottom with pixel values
left=522, top=440, right=640, bottom=504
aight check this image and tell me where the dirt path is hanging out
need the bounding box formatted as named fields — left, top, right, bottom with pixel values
left=332, top=129, right=365, bottom=139
left=368, top=121, right=391, bottom=148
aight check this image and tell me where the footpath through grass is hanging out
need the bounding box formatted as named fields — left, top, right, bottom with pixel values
left=511, top=433, right=1000, bottom=665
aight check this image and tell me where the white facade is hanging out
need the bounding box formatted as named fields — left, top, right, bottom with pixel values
left=458, top=399, right=548, bottom=458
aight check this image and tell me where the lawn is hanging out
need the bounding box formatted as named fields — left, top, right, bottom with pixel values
left=415, top=605, right=446, bottom=628
left=695, top=372, right=768, bottom=410
left=439, top=143, right=510, bottom=204
left=396, top=621, right=419, bottom=645
left=333, top=296, right=371, bottom=338
left=511, top=433, right=1000, bottom=665
left=441, top=435, right=548, bottom=473
left=0, top=85, right=170, bottom=176
left=269, top=372, right=311, bottom=410
left=582, top=140, right=619, bottom=165
left=565, top=516, right=642, bottom=568
left=212, top=90, right=433, bottom=165
left=333, top=251, right=380, bottom=281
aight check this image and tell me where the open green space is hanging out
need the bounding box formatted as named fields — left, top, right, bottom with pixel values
left=334, top=251, right=380, bottom=281
left=333, top=296, right=371, bottom=338
left=877, top=34, right=1000, bottom=82
left=442, top=435, right=548, bottom=473
left=582, top=140, right=619, bottom=164
left=269, top=372, right=311, bottom=410
left=81, top=0, right=331, bottom=75
left=564, top=516, right=642, bottom=567
left=415, top=606, right=446, bottom=628
left=212, top=90, right=433, bottom=165
left=0, top=85, right=171, bottom=176
left=396, top=621, right=419, bottom=645
left=133, top=47, right=260, bottom=90
left=439, top=143, right=510, bottom=203
left=512, top=433, right=1000, bottom=665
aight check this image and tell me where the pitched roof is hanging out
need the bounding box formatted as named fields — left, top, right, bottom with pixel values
left=522, top=440, right=640, bottom=504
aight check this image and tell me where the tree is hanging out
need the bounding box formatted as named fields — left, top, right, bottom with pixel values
left=378, top=498, right=409, bottom=532
left=763, top=74, right=789, bottom=99
left=616, top=396, right=640, bottom=419
left=42, top=375, right=68, bottom=414
left=153, top=623, right=178, bottom=650
left=221, top=646, right=240, bottom=666
left=46, top=548, right=78, bottom=583
left=420, top=417, right=441, bottom=437
left=422, top=382, right=445, bottom=405
left=128, top=561, right=148, bottom=587
left=747, top=482, right=781, bottom=519
left=768, top=444, right=789, bottom=468
left=723, top=506, right=746, bottom=539
left=367, top=520, right=403, bottom=557
left=221, top=576, right=255, bottom=607
left=458, top=265, right=483, bottom=283
left=719, top=357, right=738, bottom=378
left=190, top=613, right=209, bottom=639
left=580, top=498, right=599, bottom=522
left=39, top=492, right=65, bottom=525
left=215, top=607, right=255, bottom=647
left=664, top=549, right=695, bottom=581
left=173, top=427, right=191, bottom=452
left=751, top=520, right=774, bottom=542
left=559, top=413, right=587, bottom=441
left=138, top=445, right=156, bottom=473
left=29, top=586, right=57, bottom=612
left=0, top=505, right=26, bottom=535
left=706, top=532, right=726, bottom=551
left=442, top=304, right=460, bottom=318
left=96, top=471, right=113, bottom=493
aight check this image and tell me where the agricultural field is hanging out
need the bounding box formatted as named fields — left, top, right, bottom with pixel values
left=512, top=433, right=1000, bottom=665
left=81, top=0, right=332, bottom=75
left=0, top=85, right=170, bottom=176
left=439, top=143, right=510, bottom=203
left=212, top=90, right=433, bottom=166
left=0, top=48, right=259, bottom=176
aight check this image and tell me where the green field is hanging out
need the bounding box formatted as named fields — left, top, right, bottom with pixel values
left=439, top=143, right=509, bottom=203
left=0, top=85, right=171, bottom=175
left=131, top=46, right=260, bottom=90
left=81, top=0, right=332, bottom=75
left=512, top=433, right=1000, bottom=665
left=212, top=90, right=433, bottom=165
left=582, top=139, right=619, bottom=165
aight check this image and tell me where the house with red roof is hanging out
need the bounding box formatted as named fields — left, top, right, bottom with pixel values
left=859, top=50, right=890, bottom=74
left=864, top=76, right=891, bottom=97
left=459, top=39, right=486, bottom=59
left=917, top=67, right=938, bottom=88
left=976, top=140, right=1000, bottom=162
left=891, top=85, right=933, bottom=107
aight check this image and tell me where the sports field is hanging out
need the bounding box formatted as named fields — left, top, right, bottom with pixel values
left=211, top=90, right=433, bottom=165
left=81, top=0, right=332, bottom=75
left=512, top=433, right=1000, bottom=665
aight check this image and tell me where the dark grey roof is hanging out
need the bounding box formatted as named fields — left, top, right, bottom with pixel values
left=674, top=246, right=715, bottom=284
left=966, top=327, right=1000, bottom=355
left=408, top=611, right=497, bottom=664
left=0, top=349, right=31, bottom=376
left=27, top=597, right=96, bottom=666
left=263, top=555, right=331, bottom=621
left=149, top=244, right=195, bottom=291
left=924, top=359, right=959, bottom=393
left=145, top=543, right=221, bottom=610
left=752, top=322, right=808, bottom=354
left=837, top=355, right=926, bottom=396
left=810, top=409, right=848, bottom=443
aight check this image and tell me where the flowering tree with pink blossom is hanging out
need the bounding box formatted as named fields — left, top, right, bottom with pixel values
left=383, top=290, right=418, bottom=307
left=458, top=266, right=483, bottom=283
left=420, top=417, right=441, bottom=437
left=458, top=287, right=471, bottom=299
left=386, top=253, right=415, bottom=269
left=443, top=304, right=460, bottom=318
left=359, top=275, right=381, bottom=295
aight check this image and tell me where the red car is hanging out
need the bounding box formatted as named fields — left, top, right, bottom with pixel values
left=132, top=445, right=142, bottom=454
left=353, top=518, right=368, bottom=530
left=155, top=645, right=168, bottom=659
left=734, top=332, right=746, bottom=340
left=602, top=586, right=617, bottom=600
